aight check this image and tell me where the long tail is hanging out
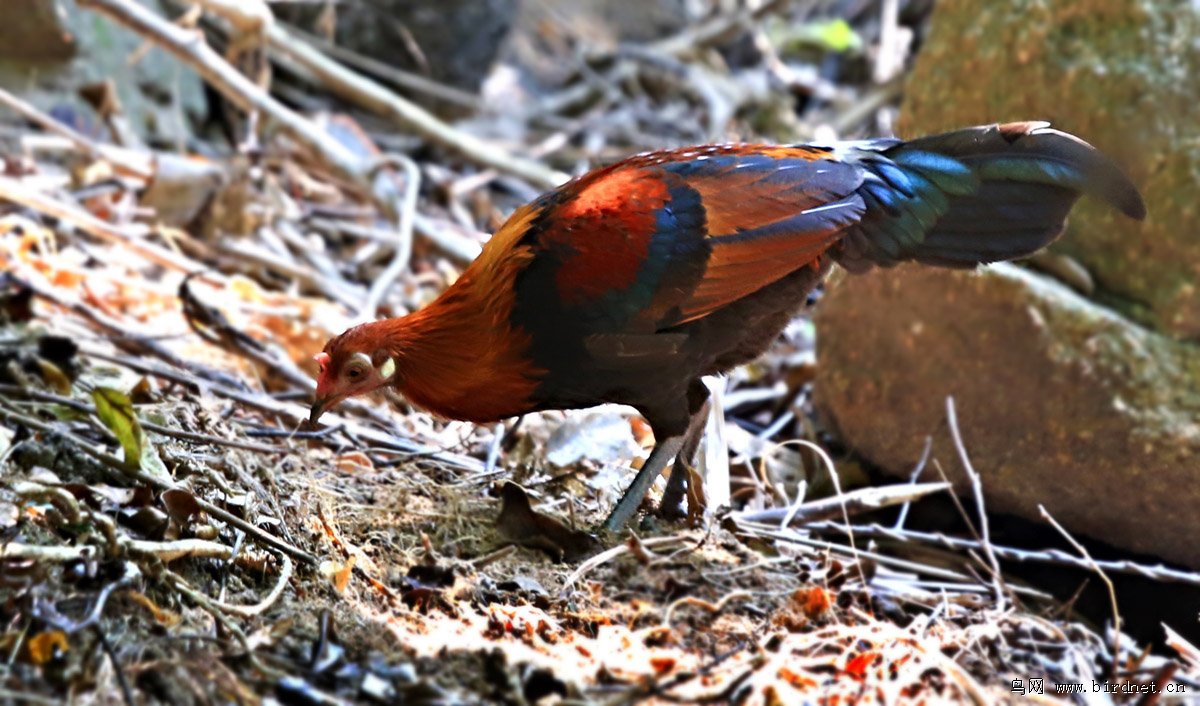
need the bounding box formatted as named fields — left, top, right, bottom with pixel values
left=835, top=122, right=1146, bottom=271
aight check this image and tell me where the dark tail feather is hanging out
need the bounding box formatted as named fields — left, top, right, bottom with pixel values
left=837, top=122, right=1146, bottom=271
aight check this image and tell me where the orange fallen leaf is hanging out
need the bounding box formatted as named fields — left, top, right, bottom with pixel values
left=126, top=590, right=182, bottom=626
left=778, top=666, right=817, bottom=688
left=320, top=555, right=357, bottom=594
left=795, top=586, right=832, bottom=619
left=845, top=650, right=879, bottom=679
left=26, top=630, right=68, bottom=665
left=335, top=451, right=374, bottom=473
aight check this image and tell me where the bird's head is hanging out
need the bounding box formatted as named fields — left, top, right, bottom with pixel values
left=309, top=324, right=398, bottom=424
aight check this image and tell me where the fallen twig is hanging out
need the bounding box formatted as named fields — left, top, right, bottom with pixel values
left=160, top=566, right=283, bottom=677
left=282, top=24, right=483, bottom=112
left=1041, top=504, right=1123, bottom=681
left=662, top=590, right=752, bottom=627
left=892, top=436, right=933, bottom=530
left=0, top=175, right=205, bottom=276
left=806, top=520, right=1200, bottom=587
left=0, top=403, right=320, bottom=567
left=733, top=481, right=950, bottom=528
left=0, top=87, right=153, bottom=180
left=265, top=23, right=567, bottom=190
left=75, top=0, right=397, bottom=217
left=642, top=0, right=788, bottom=58
left=946, top=396, right=1009, bottom=609
left=359, top=154, right=419, bottom=321
left=746, top=525, right=1052, bottom=601
left=186, top=552, right=293, bottom=618
left=561, top=532, right=698, bottom=594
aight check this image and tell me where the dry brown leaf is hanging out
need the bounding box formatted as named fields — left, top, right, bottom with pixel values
left=161, top=488, right=203, bottom=524
left=494, top=482, right=597, bottom=562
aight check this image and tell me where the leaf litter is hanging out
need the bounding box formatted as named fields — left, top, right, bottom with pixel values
left=0, top=0, right=1196, bottom=704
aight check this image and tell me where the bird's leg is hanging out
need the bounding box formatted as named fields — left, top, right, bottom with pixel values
left=658, top=397, right=712, bottom=519
left=602, top=434, right=686, bottom=532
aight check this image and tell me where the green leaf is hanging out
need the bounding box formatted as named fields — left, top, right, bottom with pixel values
left=91, top=387, right=144, bottom=471
left=797, top=18, right=863, bottom=53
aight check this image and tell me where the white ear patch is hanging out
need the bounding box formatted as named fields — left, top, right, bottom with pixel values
left=378, top=357, right=396, bottom=379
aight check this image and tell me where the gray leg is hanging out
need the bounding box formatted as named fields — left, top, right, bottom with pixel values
left=658, top=398, right=711, bottom=518
left=602, top=434, right=686, bottom=532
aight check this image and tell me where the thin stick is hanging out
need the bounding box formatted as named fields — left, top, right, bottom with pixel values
left=264, top=23, right=567, bottom=190
left=0, top=384, right=288, bottom=454
left=0, top=404, right=320, bottom=567
left=0, top=535, right=273, bottom=569
left=776, top=438, right=870, bottom=589
left=892, top=436, right=933, bottom=531
left=282, top=24, right=483, bottom=111
left=0, top=86, right=152, bottom=180
left=662, top=591, right=751, bottom=627
left=471, top=544, right=516, bottom=569
left=203, top=553, right=293, bottom=618
left=78, top=346, right=483, bottom=472
left=358, top=154, right=419, bottom=321
left=310, top=213, right=482, bottom=266
left=753, top=527, right=1051, bottom=601
left=215, top=238, right=365, bottom=310
left=1041, top=504, right=1123, bottom=681
left=159, top=567, right=282, bottom=678
left=806, top=521, right=1200, bottom=586
left=561, top=533, right=696, bottom=594
left=946, top=396, right=1008, bottom=609
left=93, top=627, right=135, bottom=706
left=733, top=481, right=950, bottom=527
left=642, top=0, right=788, bottom=57
left=0, top=543, right=100, bottom=562
left=74, top=0, right=388, bottom=213
left=0, top=176, right=205, bottom=276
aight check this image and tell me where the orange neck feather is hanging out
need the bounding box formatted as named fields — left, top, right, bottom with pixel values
left=368, top=205, right=545, bottom=423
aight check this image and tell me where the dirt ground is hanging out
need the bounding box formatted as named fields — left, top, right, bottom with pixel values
left=2, top=0, right=1199, bottom=704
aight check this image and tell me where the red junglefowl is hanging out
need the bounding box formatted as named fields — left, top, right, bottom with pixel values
left=309, top=122, right=1145, bottom=531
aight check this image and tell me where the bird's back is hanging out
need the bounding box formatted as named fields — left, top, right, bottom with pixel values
left=437, top=123, right=1145, bottom=431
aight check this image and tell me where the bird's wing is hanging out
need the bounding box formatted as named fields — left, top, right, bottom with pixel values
left=517, top=125, right=1144, bottom=332
left=524, top=144, right=869, bottom=331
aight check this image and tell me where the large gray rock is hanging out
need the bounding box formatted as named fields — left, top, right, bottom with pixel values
left=815, top=264, right=1200, bottom=566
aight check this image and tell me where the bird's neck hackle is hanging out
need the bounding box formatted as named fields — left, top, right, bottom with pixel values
left=371, top=299, right=481, bottom=390
left=366, top=270, right=543, bottom=424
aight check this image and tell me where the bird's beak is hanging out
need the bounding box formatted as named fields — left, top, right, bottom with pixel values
left=310, top=351, right=334, bottom=425
left=309, top=398, right=328, bottom=425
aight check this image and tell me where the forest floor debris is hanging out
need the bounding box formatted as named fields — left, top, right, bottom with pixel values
left=1, top=0, right=1197, bottom=703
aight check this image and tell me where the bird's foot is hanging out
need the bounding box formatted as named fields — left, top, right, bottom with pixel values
left=601, top=435, right=686, bottom=532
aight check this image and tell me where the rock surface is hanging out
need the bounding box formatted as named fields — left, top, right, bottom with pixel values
left=816, top=264, right=1200, bottom=566
left=0, top=0, right=77, bottom=62
left=815, top=0, right=1200, bottom=566
left=898, top=0, right=1200, bottom=338
left=281, top=0, right=518, bottom=94
left=0, top=0, right=207, bottom=147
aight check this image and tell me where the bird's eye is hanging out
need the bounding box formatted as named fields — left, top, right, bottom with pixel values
left=346, top=366, right=364, bottom=380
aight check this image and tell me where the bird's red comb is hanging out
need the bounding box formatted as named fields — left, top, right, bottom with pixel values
left=314, top=351, right=331, bottom=371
